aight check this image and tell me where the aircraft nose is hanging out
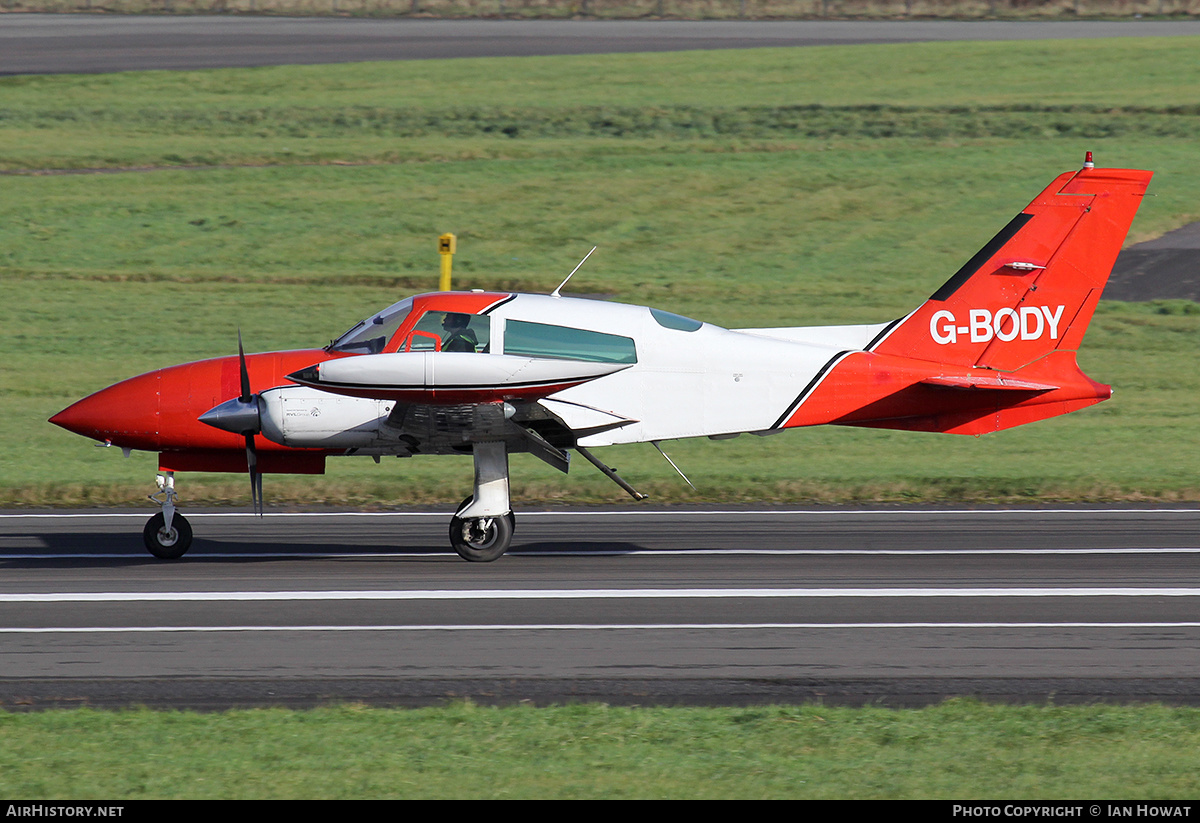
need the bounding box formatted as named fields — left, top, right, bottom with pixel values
left=49, top=370, right=162, bottom=450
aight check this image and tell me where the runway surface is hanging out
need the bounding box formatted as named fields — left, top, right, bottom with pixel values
left=4, top=16, right=1200, bottom=75
left=2, top=507, right=1199, bottom=708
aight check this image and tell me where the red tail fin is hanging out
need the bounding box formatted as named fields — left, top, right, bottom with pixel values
left=872, top=163, right=1152, bottom=371
left=779, top=160, right=1154, bottom=436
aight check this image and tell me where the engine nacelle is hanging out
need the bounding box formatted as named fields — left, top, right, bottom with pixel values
left=258, top=386, right=390, bottom=448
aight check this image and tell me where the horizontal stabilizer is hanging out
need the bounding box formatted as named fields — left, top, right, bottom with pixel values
left=920, top=374, right=1059, bottom=392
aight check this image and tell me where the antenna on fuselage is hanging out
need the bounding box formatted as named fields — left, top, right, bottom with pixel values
left=551, top=246, right=597, bottom=298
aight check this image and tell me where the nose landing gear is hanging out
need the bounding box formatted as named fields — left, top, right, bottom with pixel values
left=144, top=471, right=192, bottom=559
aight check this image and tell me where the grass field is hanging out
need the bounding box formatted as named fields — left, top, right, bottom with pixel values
left=2, top=701, right=1200, bottom=798
left=2, top=37, right=1199, bottom=508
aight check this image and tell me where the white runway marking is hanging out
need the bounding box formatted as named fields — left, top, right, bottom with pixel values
left=3, top=622, right=1199, bottom=635
left=4, top=548, right=1200, bottom=560
left=3, top=508, right=1200, bottom=519
left=512, top=548, right=1200, bottom=557
left=3, top=587, right=1200, bottom=603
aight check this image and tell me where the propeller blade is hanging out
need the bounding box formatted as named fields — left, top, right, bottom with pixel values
left=237, top=329, right=252, bottom=404
left=245, top=433, right=262, bottom=517
left=238, top=332, right=262, bottom=516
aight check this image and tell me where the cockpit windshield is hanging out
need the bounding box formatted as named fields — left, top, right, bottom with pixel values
left=326, top=298, right=414, bottom=354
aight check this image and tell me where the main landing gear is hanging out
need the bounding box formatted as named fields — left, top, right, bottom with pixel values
left=144, top=471, right=193, bottom=560
left=449, top=506, right=515, bottom=563
left=450, top=441, right=516, bottom=562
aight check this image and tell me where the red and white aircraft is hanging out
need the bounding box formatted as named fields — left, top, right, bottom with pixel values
left=50, top=155, right=1152, bottom=561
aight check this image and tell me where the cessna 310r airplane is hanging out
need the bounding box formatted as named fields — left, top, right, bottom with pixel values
left=50, top=155, right=1152, bottom=562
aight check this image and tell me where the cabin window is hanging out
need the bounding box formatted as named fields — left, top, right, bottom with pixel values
left=504, top=320, right=637, bottom=364
left=402, top=312, right=490, bottom=353
left=650, top=308, right=703, bottom=332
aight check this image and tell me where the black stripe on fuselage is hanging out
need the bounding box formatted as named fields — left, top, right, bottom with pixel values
left=308, top=376, right=591, bottom=393
left=929, top=212, right=1034, bottom=302
left=770, top=349, right=854, bottom=431
left=480, top=294, right=518, bottom=315
left=866, top=316, right=904, bottom=351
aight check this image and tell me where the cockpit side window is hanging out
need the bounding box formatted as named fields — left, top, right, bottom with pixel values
left=402, top=312, right=491, bottom=353
left=327, top=298, right=414, bottom=354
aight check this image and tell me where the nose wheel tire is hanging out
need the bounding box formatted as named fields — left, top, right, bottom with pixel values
left=449, top=509, right=514, bottom=563
left=143, top=512, right=193, bottom=559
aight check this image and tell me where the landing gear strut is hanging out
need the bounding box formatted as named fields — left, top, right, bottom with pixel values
left=144, top=471, right=192, bottom=559
left=449, top=441, right=514, bottom=562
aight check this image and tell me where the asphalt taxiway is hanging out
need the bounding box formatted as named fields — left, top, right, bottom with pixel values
left=4, top=16, right=1200, bottom=75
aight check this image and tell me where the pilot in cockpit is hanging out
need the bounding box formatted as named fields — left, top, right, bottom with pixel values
left=441, top=313, right=479, bottom=353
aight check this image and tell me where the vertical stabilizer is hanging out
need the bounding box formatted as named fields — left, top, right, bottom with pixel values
left=872, top=160, right=1152, bottom=373
left=779, top=158, right=1154, bottom=435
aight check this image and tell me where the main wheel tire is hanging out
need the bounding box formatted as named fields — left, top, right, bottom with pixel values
left=449, top=511, right=514, bottom=562
left=142, top=512, right=193, bottom=559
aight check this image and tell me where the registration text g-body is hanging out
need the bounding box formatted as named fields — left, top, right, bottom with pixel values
left=931, top=305, right=1065, bottom=345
